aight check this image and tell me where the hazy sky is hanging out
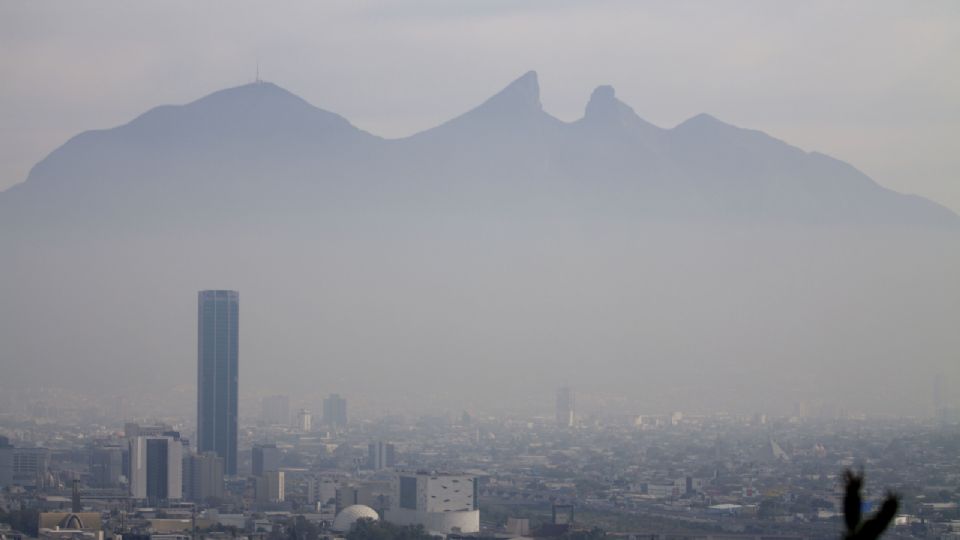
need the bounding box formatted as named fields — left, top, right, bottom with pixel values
left=2, top=1, right=959, bottom=212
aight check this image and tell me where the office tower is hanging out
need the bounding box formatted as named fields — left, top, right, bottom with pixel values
left=556, top=386, right=575, bottom=428
left=183, top=451, right=225, bottom=502
left=297, top=408, right=312, bottom=432
left=261, top=395, right=290, bottom=425
left=11, top=447, right=50, bottom=488
left=252, top=444, right=280, bottom=477
left=367, top=441, right=396, bottom=470
left=323, top=394, right=347, bottom=429
left=0, top=436, right=12, bottom=487
left=124, top=423, right=171, bottom=439
left=71, top=478, right=81, bottom=512
left=386, top=471, right=479, bottom=534
left=255, top=470, right=285, bottom=503
left=90, top=445, right=124, bottom=488
left=130, top=436, right=182, bottom=503
left=197, top=290, right=239, bottom=475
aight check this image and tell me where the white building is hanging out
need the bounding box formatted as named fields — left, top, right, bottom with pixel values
left=129, top=436, right=182, bottom=502
left=385, top=471, right=479, bottom=534
left=332, top=505, right=379, bottom=532
left=367, top=441, right=396, bottom=470
left=297, top=409, right=312, bottom=432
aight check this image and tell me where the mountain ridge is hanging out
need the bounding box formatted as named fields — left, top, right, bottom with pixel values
left=0, top=70, right=957, bottom=229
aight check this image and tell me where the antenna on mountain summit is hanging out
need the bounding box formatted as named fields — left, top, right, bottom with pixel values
left=255, top=61, right=261, bottom=84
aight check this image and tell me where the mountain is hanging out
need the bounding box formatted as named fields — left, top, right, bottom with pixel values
left=1, top=72, right=958, bottom=416
left=2, top=71, right=957, bottom=229
left=0, top=82, right=383, bottom=229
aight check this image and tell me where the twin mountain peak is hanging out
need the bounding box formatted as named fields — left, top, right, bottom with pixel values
left=135, top=71, right=718, bottom=135
left=4, top=70, right=958, bottom=229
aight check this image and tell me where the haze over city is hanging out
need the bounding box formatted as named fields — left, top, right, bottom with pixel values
left=1, top=4, right=959, bottom=540
left=1, top=0, right=960, bottom=418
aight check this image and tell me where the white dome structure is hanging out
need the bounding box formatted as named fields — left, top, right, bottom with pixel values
left=332, top=504, right=379, bottom=532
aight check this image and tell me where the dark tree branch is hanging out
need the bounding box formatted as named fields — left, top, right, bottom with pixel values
left=842, top=470, right=899, bottom=540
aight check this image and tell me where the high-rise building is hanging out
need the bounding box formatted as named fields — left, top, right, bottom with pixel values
left=261, top=395, right=290, bottom=426
left=124, top=423, right=169, bottom=439
left=556, top=387, right=575, bottom=428
left=252, top=444, right=280, bottom=477
left=11, top=447, right=50, bottom=488
left=183, top=451, right=225, bottom=502
left=367, top=441, right=396, bottom=470
left=297, top=408, right=312, bottom=432
left=130, top=436, right=182, bottom=503
left=0, top=437, right=12, bottom=487
left=90, top=445, right=124, bottom=488
left=385, top=471, right=479, bottom=534
left=323, top=394, right=347, bottom=429
left=197, top=290, right=239, bottom=475
left=255, top=470, right=285, bottom=503
left=336, top=484, right=361, bottom=512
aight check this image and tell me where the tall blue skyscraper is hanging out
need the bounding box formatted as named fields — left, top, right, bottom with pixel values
left=323, top=393, right=348, bottom=430
left=197, top=290, right=239, bottom=475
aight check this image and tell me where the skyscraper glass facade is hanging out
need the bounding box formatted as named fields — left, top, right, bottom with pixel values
left=197, top=290, right=239, bottom=475
left=323, top=394, right=347, bottom=429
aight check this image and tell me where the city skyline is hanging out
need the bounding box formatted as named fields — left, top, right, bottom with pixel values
left=0, top=4, right=958, bottom=539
